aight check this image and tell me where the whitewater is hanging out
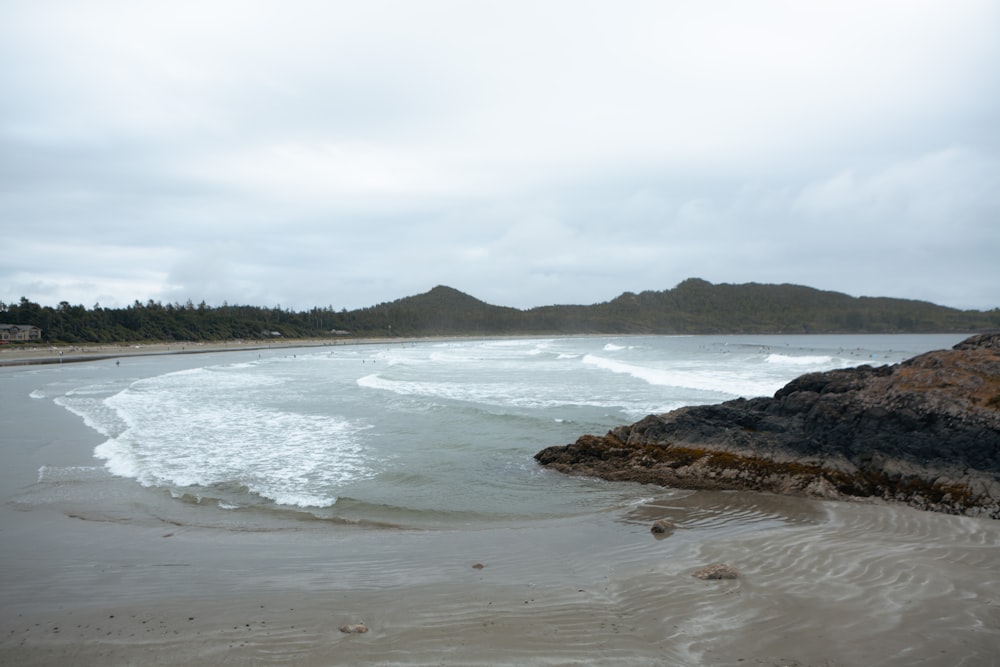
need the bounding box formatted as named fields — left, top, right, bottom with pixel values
left=29, top=333, right=965, bottom=526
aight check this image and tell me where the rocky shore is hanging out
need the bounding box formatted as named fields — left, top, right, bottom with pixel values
left=536, top=333, right=1000, bottom=518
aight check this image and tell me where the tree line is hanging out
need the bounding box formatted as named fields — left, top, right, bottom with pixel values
left=2, top=279, right=998, bottom=344
left=0, top=297, right=342, bottom=343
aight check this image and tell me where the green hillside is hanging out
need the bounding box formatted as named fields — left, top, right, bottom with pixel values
left=2, top=279, right=998, bottom=344
left=336, top=279, right=999, bottom=336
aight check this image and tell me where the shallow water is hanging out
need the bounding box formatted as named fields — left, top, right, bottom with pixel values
left=15, top=333, right=964, bottom=529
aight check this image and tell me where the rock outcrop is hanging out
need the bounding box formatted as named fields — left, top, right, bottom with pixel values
left=535, top=333, right=1000, bottom=518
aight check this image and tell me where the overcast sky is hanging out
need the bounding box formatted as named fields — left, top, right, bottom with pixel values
left=2, top=1, right=998, bottom=313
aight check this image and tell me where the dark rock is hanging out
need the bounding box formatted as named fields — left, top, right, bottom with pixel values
left=692, top=563, right=740, bottom=580
left=535, top=333, right=1000, bottom=518
left=650, top=519, right=675, bottom=535
left=339, top=623, right=369, bottom=634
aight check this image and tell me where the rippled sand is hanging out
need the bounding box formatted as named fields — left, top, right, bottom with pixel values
left=3, top=484, right=998, bottom=666
left=3, top=357, right=998, bottom=666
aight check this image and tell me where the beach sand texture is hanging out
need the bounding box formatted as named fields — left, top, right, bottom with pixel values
left=0, top=338, right=381, bottom=367
left=2, top=346, right=999, bottom=666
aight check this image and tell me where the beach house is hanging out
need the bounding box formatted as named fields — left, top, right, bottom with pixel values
left=0, top=324, right=42, bottom=342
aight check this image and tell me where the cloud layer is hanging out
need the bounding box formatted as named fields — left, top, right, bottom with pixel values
left=2, top=0, right=998, bottom=311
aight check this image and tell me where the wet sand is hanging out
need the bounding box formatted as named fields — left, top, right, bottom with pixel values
left=0, top=337, right=401, bottom=367
left=2, top=360, right=999, bottom=666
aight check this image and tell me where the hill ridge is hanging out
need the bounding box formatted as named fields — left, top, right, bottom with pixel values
left=4, top=278, right=998, bottom=343
left=331, top=278, right=998, bottom=337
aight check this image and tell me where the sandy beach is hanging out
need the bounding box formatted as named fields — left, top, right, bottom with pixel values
left=0, top=338, right=394, bottom=367
left=2, top=345, right=999, bottom=666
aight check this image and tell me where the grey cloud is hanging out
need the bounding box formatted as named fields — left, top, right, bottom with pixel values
left=1, top=1, right=998, bottom=313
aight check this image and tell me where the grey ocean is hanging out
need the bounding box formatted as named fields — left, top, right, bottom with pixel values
left=31, top=334, right=965, bottom=527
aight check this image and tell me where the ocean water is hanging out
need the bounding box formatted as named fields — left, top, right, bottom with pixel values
left=30, top=334, right=965, bottom=529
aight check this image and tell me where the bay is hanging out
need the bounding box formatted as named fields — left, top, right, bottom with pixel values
left=17, top=333, right=964, bottom=529
left=4, top=333, right=998, bottom=666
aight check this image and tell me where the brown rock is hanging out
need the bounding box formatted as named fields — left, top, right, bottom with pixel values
left=535, top=333, right=1000, bottom=518
left=650, top=519, right=675, bottom=535
left=339, top=623, right=369, bottom=634
left=692, top=563, right=740, bottom=580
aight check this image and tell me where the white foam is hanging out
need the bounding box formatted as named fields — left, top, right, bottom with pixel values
left=359, top=373, right=531, bottom=406
left=582, top=354, right=782, bottom=398
left=222, top=362, right=256, bottom=370
left=29, top=389, right=45, bottom=399
left=766, top=353, right=835, bottom=366
left=97, top=398, right=372, bottom=506
left=359, top=371, right=661, bottom=413
left=87, top=365, right=375, bottom=508
left=55, top=396, right=126, bottom=437
left=386, top=354, right=427, bottom=367
left=65, top=384, right=122, bottom=397
left=426, top=339, right=554, bottom=364
left=481, top=338, right=554, bottom=349
left=583, top=354, right=672, bottom=385
left=162, top=365, right=286, bottom=390
left=269, top=490, right=339, bottom=509
left=428, top=350, right=464, bottom=363
left=94, top=437, right=141, bottom=479
left=603, top=343, right=626, bottom=351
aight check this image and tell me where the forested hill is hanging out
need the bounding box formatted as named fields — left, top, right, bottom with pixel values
left=337, top=280, right=999, bottom=336
left=3, top=279, right=998, bottom=344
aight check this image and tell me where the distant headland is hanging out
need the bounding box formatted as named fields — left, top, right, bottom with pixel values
left=2, top=278, right=998, bottom=345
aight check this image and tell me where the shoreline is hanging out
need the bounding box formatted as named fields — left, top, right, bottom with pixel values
left=0, top=330, right=975, bottom=367
left=0, top=333, right=616, bottom=367
left=0, top=336, right=440, bottom=367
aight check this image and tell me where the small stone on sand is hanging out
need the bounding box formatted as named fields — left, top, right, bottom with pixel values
left=692, top=563, right=739, bottom=580
left=650, top=519, right=675, bottom=535
left=339, top=623, right=369, bottom=634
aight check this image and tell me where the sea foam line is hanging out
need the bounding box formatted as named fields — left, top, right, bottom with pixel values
left=765, top=353, right=835, bottom=365
left=581, top=354, right=785, bottom=398
left=358, top=373, right=618, bottom=410
left=581, top=354, right=673, bottom=385
left=90, top=371, right=377, bottom=508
